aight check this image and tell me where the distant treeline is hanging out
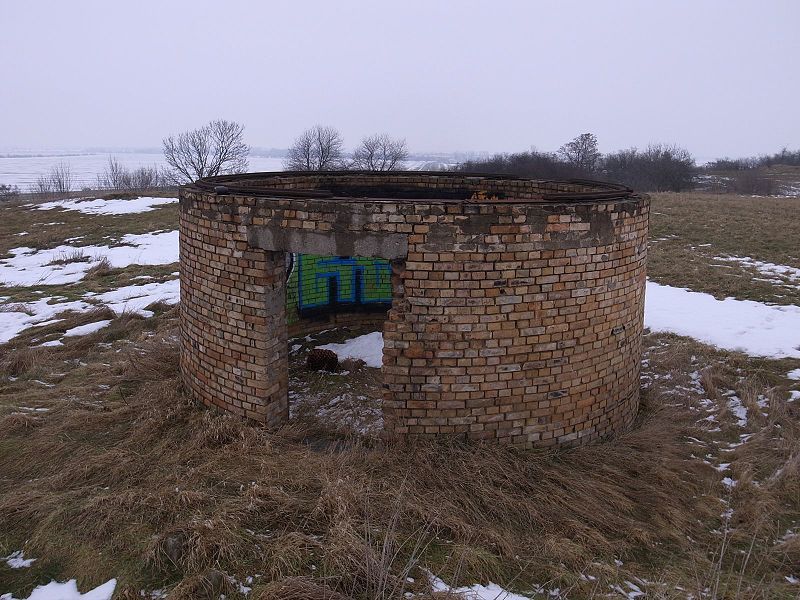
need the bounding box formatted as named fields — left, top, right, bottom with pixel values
left=704, top=148, right=800, bottom=171
left=455, top=133, right=799, bottom=194
left=454, top=134, right=695, bottom=192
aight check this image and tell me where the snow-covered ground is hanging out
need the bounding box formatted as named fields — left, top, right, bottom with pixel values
left=713, top=255, right=800, bottom=290
left=33, top=196, right=177, bottom=216
left=0, top=230, right=178, bottom=286
left=429, top=576, right=537, bottom=600
left=62, top=319, right=111, bottom=337
left=3, top=551, right=36, bottom=569
left=0, top=278, right=179, bottom=343
left=319, top=331, right=384, bottom=368
left=0, top=579, right=116, bottom=600
left=0, top=298, right=93, bottom=344
left=88, top=278, right=179, bottom=316
left=644, top=281, right=800, bottom=359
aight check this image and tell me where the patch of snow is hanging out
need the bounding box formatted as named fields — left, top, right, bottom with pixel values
left=429, top=576, right=534, bottom=599
left=3, top=550, right=36, bottom=568
left=32, top=318, right=64, bottom=328
left=34, top=196, right=177, bottom=215
left=0, top=277, right=181, bottom=343
left=610, top=581, right=645, bottom=599
left=787, top=369, right=800, bottom=381
left=789, top=391, right=800, bottom=402
left=726, top=394, right=748, bottom=428
left=0, top=578, right=116, bottom=600
left=645, top=281, right=800, bottom=359
left=0, top=231, right=178, bottom=287
left=88, top=279, right=179, bottom=316
left=38, top=340, right=63, bottom=347
left=319, top=331, right=384, bottom=368
left=63, top=320, right=112, bottom=337
left=713, top=255, right=800, bottom=290
left=0, top=298, right=93, bottom=344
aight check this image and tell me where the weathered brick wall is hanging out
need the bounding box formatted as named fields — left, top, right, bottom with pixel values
left=180, top=173, right=649, bottom=448
left=179, top=194, right=288, bottom=424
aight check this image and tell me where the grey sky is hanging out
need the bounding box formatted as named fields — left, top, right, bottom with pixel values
left=2, top=0, right=798, bottom=159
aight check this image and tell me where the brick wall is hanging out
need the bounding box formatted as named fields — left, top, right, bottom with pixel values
left=180, top=173, right=649, bottom=448
left=179, top=194, right=288, bottom=424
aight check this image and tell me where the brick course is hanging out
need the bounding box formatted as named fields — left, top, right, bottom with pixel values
left=179, top=173, right=649, bottom=448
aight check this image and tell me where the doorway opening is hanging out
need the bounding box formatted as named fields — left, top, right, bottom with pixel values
left=284, top=252, right=397, bottom=438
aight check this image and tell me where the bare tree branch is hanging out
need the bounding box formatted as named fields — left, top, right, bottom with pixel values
left=351, top=134, right=408, bottom=171
left=558, top=133, right=601, bottom=175
left=284, top=125, right=345, bottom=171
left=162, top=119, right=249, bottom=184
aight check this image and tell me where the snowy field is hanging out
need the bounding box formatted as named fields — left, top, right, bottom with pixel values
left=32, top=196, right=178, bottom=216
left=0, top=153, right=286, bottom=189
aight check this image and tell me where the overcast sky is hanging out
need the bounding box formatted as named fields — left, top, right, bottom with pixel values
left=1, top=0, right=798, bottom=159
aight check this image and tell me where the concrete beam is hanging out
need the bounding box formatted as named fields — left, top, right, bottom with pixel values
left=247, top=226, right=408, bottom=260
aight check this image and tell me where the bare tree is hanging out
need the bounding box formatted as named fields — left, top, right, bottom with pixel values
left=50, top=162, right=73, bottom=193
left=284, top=125, right=345, bottom=171
left=97, top=156, right=165, bottom=190
left=30, top=162, right=73, bottom=196
left=350, top=134, right=408, bottom=171
left=558, top=133, right=601, bottom=175
left=162, top=119, right=249, bottom=183
left=96, top=156, right=126, bottom=189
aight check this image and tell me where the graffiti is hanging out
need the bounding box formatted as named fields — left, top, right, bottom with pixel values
left=285, top=254, right=392, bottom=319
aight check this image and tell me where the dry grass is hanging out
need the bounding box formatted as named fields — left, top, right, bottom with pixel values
left=648, top=192, right=800, bottom=305
left=45, top=248, right=90, bottom=266
left=0, top=346, right=47, bottom=378
left=85, top=255, right=112, bottom=278
left=0, top=192, right=177, bottom=258
left=1, top=316, right=798, bottom=598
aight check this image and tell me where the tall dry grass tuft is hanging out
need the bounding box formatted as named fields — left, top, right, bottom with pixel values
left=122, top=332, right=180, bottom=382
left=252, top=577, right=348, bottom=600
left=85, top=255, right=112, bottom=278
left=0, top=345, right=46, bottom=377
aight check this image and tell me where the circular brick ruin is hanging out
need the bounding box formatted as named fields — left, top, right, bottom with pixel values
left=179, top=172, right=650, bottom=448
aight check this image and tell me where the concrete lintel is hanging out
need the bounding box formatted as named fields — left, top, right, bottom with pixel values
left=247, top=226, right=408, bottom=260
